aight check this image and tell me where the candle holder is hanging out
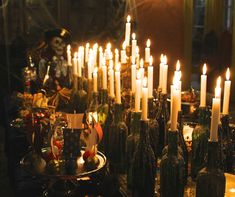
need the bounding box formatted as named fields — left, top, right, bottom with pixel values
left=126, top=111, right=141, bottom=189
left=132, top=119, right=156, bottom=197
left=196, top=141, right=226, bottom=197
left=156, top=93, right=169, bottom=156
left=191, top=107, right=210, bottom=180
left=108, top=103, right=128, bottom=173
left=160, top=129, right=185, bottom=197
left=220, top=114, right=233, bottom=172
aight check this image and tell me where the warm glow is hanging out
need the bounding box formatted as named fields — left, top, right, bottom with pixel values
left=122, top=41, right=126, bottom=50
left=127, top=15, right=131, bottom=23
left=163, top=55, right=167, bottom=65
left=93, top=67, right=98, bottom=73
left=143, top=77, right=148, bottom=87
left=93, top=43, right=98, bottom=49
left=116, top=62, right=121, bottom=71
left=67, top=44, right=71, bottom=51
left=86, top=43, right=89, bottom=48
left=109, top=52, right=113, bottom=60
left=149, top=56, right=153, bottom=66
left=203, top=63, right=207, bottom=75
left=115, top=48, right=118, bottom=54
left=136, top=46, right=139, bottom=54
left=229, top=188, right=235, bottom=193
left=160, top=54, right=164, bottom=63
left=106, top=43, right=111, bottom=50
left=132, top=33, right=136, bottom=40
left=215, top=76, right=221, bottom=98
left=140, top=59, right=144, bottom=68
left=137, top=70, right=141, bottom=80
left=176, top=60, right=180, bottom=71
left=226, top=67, right=230, bottom=80
left=109, top=60, right=113, bottom=69
left=99, top=46, right=103, bottom=52
left=74, top=52, right=78, bottom=58
left=131, top=56, right=135, bottom=65
left=216, top=76, right=221, bottom=88
left=146, top=39, right=151, bottom=48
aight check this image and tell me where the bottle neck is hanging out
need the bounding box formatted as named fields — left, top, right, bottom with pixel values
left=101, top=89, right=108, bottom=104
left=139, top=120, right=150, bottom=145
left=78, top=77, right=83, bottom=90
left=131, top=112, right=141, bottom=134
left=89, top=92, right=99, bottom=112
left=113, top=103, right=123, bottom=123
left=167, top=130, right=178, bottom=156
left=148, top=98, right=154, bottom=118
left=207, top=141, right=220, bottom=169
left=221, top=114, right=230, bottom=137
left=157, top=93, right=169, bottom=119
left=198, top=107, right=210, bottom=126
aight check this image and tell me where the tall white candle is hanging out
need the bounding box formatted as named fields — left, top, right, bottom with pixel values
left=85, top=43, right=90, bottom=63
left=93, top=67, right=98, bottom=92
left=93, top=43, right=98, bottom=66
left=73, top=52, right=78, bottom=75
left=109, top=62, right=115, bottom=98
left=135, top=70, right=141, bottom=112
left=162, top=55, right=168, bottom=94
left=222, top=68, right=231, bottom=114
left=88, top=49, right=93, bottom=79
left=131, top=33, right=137, bottom=61
left=115, top=63, right=121, bottom=104
left=115, top=49, right=119, bottom=67
left=142, top=77, right=148, bottom=120
left=131, top=62, right=136, bottom=94
left=171, top=84, right=180, bottom=131
left=136, top=46, right=140, bottom=68
left=145, top=39, right=151, bottom=63
left=148, top=56, right=153, bottom=98
left=99, top=47, right=103, bottom=68
left=121, top=42, right=127, bottom=64
left=125, top=15, right=131, bottom=46
left=159, top=54, right=164, bottom=89
left=200, top=64, right=207, bottom=107
left=67, top=45, right=72, bottom=66
left=102, top=65, right=107, bottom=89
left=210, top=79, right=221, bottom=141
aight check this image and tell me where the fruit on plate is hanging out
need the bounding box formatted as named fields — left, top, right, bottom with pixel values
left=84, top=155, right=100, bottom=170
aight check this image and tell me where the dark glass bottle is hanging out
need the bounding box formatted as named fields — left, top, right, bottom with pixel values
left=156, top=93, right=169, bottom=156
left=69, top=77, right=88, bottom=113
left=160, top=129, right=185, bottom=197
left=132, top=120, right=156, bottom=197
left=126, top=111, right=141, bottom=189
left=191, top=107, right=210, bottom=179
left=87, top=92, right=99, bottom=120
left=196, top=141, right=226, bottom=197
left=220, top=114, right=233, bottom=172
left=108, top=103, right=128, bottom=173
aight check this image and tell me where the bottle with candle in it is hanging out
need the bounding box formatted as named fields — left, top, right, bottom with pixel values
left=160, top=129, right=185, bottom=197
left=191, top=107, right=210, bottom=180
left=196, top=141, right=225, bottom=197
left=132, top=120, right=156, bottom=196
left=108, top=103, right=128, bottom=173
left=126, top=111, right=141, bottom=189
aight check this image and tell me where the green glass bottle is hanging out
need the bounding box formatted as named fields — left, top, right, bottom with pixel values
left=160, top=129, right=185, bottom=197
left=126, top=111, right=141, bottom=189
left=196, top=141, right=225, bottom=197
left=191, top=107, right=210, bottom=179
left=132, top=120, right=156, bottom=196
left=108, top=103, right=128, bottom=173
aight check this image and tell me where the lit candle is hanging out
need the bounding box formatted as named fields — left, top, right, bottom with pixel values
left=67, top=45, right=72, bottom=66
left=115, top=63, right=121, bottom=104
left=162, top=55, right=168, bottom=94
left=222, top=68, right=231, bottom=114
left=131, top=58, right=136, bottom=94
left=135, top=70, right=141, bottom=112
left=131, top=33, right=137, bottom=61
left=148, top=56, right=153, bottom=98
left=125, top=15, right=131, bottom=46
left=210, top=77, right=221, bottom=141
left=174, top=60, right=181, bottom=110
left=93, top=43, right=98, bottom=66
left=115, top=49, right=119, bottom=67
left=109, top=61, right=115, bottom=98
left=121, top=42, right=127, bottom=64
left=73, top=52, right=78, bottom=75
left=85, top=43, right=90, bottom=63
left=93, top=67, right=98, bottom=92
left=136, top=46, right=140, bottom=68
left=145, top=39, right=151, bottom=63
left=105, top=43, right=112, bottom=61
left=102, top=64, right=107, bottom=89
left=200, top=63, right=207, bottom=107
left=88, top=49, right=93, bottom=79
left=142, top=77, right=148, bottom=120
left=171, top=76, right=180, bottom=131
left=159, top=54, right=164, bottom=89
left=99, top=47, right=103, bottom=68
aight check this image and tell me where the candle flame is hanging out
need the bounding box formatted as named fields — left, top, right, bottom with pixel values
left=86, top=43, right=89, bottom=48
left=137, top=70, right=141, bottom=80
left=146, top=39, right=151, bottom=48
left=216, top=76, right=221, bottom=88
left=116, top=62, right=121, bottom=71
left=127, top=15, right=131, bottom=23
left=93, top=43, right=98, bottom=49
left=67, top=44, right=71, bottom=51
left=203, top=63, right=207, bottom=75
left=160, top=54, right=164, bottom=63
left=149, top=56, right=153, bottom=66
left=122, top=41, right=126, bottom=50
left=143, top=77, right=148, bottom=87
left=140, top=59, right=144, bottom=68
left=226, top=68, right=230, bottom=80
left=132, top=33, right=136, bottom=40
left=163, top=55, right=167, bottom=64
left=99, top=46, right=103, bottom=52
left=115, top=48, right=119, bottom=54
left=106, top=43, right=111, bottom=49
left=93, top=67, right=98, bottom=73
left=176, top=60, right=180, bottom=71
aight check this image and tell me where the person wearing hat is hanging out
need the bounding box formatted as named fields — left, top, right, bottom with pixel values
left=37, top=28, right=71, bottom=94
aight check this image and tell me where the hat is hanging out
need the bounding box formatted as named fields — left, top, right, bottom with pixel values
left=44, top=28, right=71, bottom=44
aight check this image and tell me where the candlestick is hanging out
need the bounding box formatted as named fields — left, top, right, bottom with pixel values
left=121, top=42, right=127, bottom=64
left=135, top=70, right=141, bottom=112
left=125, top=15, right=131, bottom=46
left=162, top=55, right=168, bottom=94
left=222, top=68, right=231, bottom=114
left=109, top=62, right=115, bottom=98
left=115, top=63, right=121, bottom=104
left=93, top=67, right=98, bottom=92
left=148, top=56, right=153, bottom=98
left=145, top=39, right=151, bottom=63
left=142, top=77, right=148, bottom=120
left=132, top=33, right=137, bottom=61
left=200, top=64, right=207, bottom=107
left=210, top=77, right=221, bottom=141
left=131, top=62, right=136, bottom=94
left=102, top=65, right=107, bottom=89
